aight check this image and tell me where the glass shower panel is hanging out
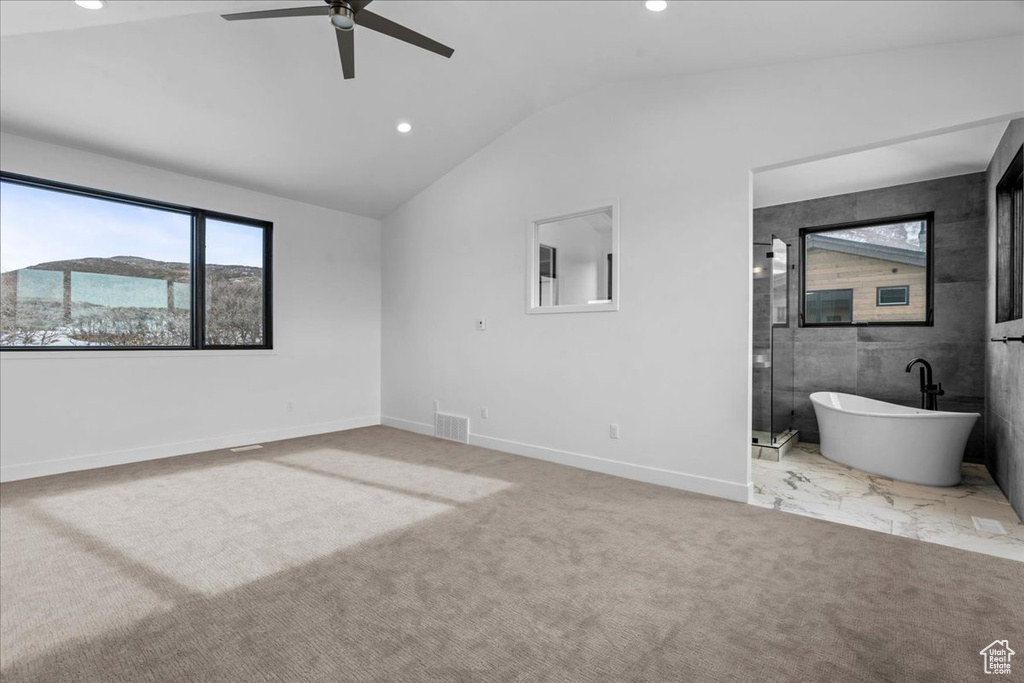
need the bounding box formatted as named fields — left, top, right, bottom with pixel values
left=770, top=236, right=793, bottom=443
left=751, top=245, right=773, bottom=444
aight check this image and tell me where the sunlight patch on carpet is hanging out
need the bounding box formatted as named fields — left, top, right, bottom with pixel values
left=0, top=506, right=174, bottom=669
left=274, top=449, right=513, bottom=503
left=34, top=460, right=452, bottom=595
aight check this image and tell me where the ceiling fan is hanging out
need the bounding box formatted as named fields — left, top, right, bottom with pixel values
left=221, top=1, right=454, bottom=80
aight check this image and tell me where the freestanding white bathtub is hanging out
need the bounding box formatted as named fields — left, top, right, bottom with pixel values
left=810, top=392, right=979, bottom=486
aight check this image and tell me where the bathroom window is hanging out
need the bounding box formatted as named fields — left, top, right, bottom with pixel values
left=876, top=285, right=909, bottom=307
left=995, top=145, right=1023, bottom=323
left=799, top=214, right=932, bottom=327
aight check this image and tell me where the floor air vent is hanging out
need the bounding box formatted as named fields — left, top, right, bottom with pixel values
left=972, top=516, right=1007, bottom=535
left=434, top=412, right=469, bottom=444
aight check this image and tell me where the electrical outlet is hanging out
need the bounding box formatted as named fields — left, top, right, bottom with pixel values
left=609, top=423, right=619, bottom=439
left=481, top=406, right=489, bottom=419
left=433, top=399, right=440, bottom=411
left=287, top=401, right=294, bottom=412
left=476, top=319, right=486, bottom=331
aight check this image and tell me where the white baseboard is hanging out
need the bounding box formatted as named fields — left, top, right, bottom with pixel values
left=381, top=415, right=434, bottom=436
left=0, top=416, right=381, bottom=483
left=380, top=416, right=751, bottom=503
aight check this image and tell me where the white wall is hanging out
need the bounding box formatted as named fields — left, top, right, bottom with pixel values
left=381, top=36, right=1024, bottom=502
left=0, top=132, right=382, bottom=481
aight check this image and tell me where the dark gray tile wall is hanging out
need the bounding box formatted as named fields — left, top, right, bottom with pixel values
left=754, top=172, right=988, bottom=461
left=984, top=118, right=1024, bottom=519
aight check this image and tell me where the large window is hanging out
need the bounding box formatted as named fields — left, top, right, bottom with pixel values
left=799, top=214, right=932, bottom=327
left=995, top=145, right=1023, bottom=323
left=0, top=173, right=272, bottom=350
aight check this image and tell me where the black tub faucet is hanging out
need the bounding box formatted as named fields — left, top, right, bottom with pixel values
left=905, top=358, right=944, bottom=411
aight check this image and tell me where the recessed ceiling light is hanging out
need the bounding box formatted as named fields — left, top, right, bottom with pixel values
left=75, top=0, right=106, bottom=9
left=396, top=122, right=412, bottom=134
left=645, top=0, right=668, bottom=11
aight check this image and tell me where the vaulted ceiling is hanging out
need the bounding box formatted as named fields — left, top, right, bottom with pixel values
left=2, top=1, right=1022, bottom=218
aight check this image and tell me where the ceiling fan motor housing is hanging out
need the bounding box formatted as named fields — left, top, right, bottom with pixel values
left=329, top=2, right=355, bottom=31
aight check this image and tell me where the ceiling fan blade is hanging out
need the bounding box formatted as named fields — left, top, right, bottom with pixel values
left=349, top=1, right=374, bottom=12
left=336, top=28, right=355, bottom=80
left=355, top=10, right=454, bottom=59
left=222, top=6, right=328, bottom=21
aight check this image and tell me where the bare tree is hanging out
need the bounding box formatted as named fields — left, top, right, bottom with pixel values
left=205, top=277, right=263, bottom=346
left=72, top=308, right=190, bottom=346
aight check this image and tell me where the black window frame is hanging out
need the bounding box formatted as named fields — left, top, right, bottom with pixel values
left=876, top=285, right=910, bottom=307
left=0, top=171, right=273, bottom=352
left=799, top=212, right=934, bottom=328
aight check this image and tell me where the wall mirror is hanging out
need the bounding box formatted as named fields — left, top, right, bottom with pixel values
left=527, top=203, right=619, bottom=314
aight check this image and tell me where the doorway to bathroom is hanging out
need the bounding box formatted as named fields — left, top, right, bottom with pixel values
left=746, top=120, right=1024, bottom=562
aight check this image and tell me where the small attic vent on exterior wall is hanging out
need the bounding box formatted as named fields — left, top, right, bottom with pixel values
left=434, top=412, right=469, bottom=444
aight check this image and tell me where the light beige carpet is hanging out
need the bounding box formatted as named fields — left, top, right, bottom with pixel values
left=1, top=426, right=1021, bottom=682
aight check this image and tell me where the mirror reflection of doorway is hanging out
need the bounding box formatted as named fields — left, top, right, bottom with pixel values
left=539, top=244, right=557, bottom=306
left=607, top=253, right=613, bottom=301
left=532, top=206, right=614, bottom=309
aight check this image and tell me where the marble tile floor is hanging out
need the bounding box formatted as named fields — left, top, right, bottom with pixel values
left=751, top=443, right=1024, bottom=562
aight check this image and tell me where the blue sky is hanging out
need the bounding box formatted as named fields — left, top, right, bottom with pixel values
left=206, top=219, right=265, bottom=270
left=0, top=181, right=263, bottom=273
